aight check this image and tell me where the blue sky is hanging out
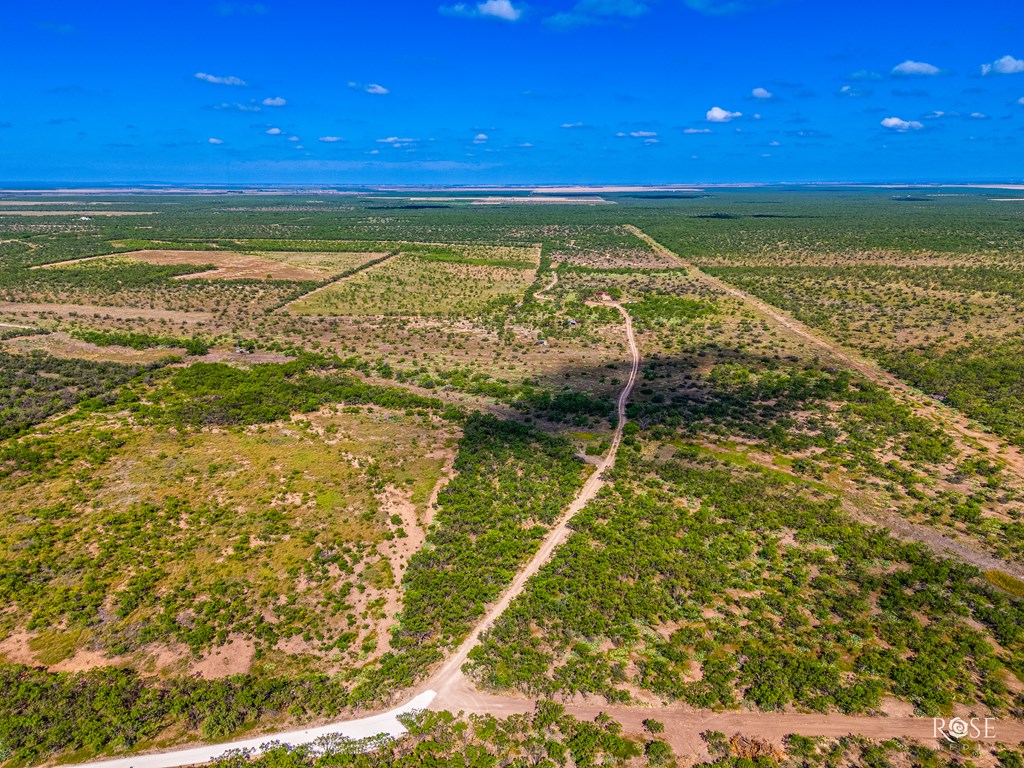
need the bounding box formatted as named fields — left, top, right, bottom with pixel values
left=2, top=0, right=1023, bottom=184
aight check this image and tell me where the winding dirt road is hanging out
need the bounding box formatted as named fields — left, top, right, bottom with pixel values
left=74, top=261, right=1023, bottom=767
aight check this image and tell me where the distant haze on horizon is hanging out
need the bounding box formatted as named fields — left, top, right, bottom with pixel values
left=1, top=0, right=1022, bottom=184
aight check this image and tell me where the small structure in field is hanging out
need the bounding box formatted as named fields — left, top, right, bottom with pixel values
left=595, top=291, right=612, bottom=301
left=566, top=318, right=578, bottom=326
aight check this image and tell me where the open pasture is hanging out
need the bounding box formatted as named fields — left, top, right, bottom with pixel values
left=39, top=249, right=391, bottom=281
left=288, top=245, right=539, bottom=316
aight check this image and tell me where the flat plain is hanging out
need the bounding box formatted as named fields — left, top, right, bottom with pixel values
left=1, top=188, right=1023, bottom=768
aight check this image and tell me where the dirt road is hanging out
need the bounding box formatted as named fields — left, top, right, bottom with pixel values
left=425, top=297, right=639, bottom=703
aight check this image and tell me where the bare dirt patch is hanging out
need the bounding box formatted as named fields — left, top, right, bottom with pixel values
left=2, top=331, right=179, bottom=363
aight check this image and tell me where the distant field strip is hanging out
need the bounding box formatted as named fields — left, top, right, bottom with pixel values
left=0, top=210, right=158, bottom=216
left=36, top=249, right=390, bottom=281
left=288, top=245, right=539, bottom=316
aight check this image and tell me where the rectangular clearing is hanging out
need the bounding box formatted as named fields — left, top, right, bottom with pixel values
left=288, top=245, right=538, bottom=316
left=40, top=249, right=390, bottom=282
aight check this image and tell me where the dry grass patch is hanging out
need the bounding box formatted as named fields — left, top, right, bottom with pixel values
left=40, top=250, right=390, bottom=281
left=288, top=249, right=538, bottom=316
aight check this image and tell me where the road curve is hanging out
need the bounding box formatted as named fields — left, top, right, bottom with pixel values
left=73, top=295, right=639, bottom=768
left=78, top=692, right=437, bottom=768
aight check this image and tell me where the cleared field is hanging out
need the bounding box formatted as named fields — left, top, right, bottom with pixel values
left=40, top=249, right=390, bottom=281
left=0, top=401, right=456, bottom=678
left=1, top=331, right=181, bottom=364
left=0, top=210, right=158, bottom=216
left=288, top=247, right=538, bottom=316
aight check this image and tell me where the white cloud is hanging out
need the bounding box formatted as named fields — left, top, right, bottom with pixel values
left=768, top=140, right=781, bottom=146
left=706, top=106, right=741, bottom=122
left=478, top=0, right=522, bottom=19
left=319, top=136, right=344, bottom=142
left=265, top=127, right=282, bottom=135
left=518, top=142, right=534, bottom=148
left=195, top=72, right=247, bottom=86
left=615, top=131, right=627, bottom=137
left=892, top=60, right=940, bottom=76
left=643, top=138, right=658, bottom=144
left=970, top=112, right=988, bottom=119
left=213, top=102, right=261, bottom=112
left=839, top=85, right=869, bottom=98
left=288, top=135, right=300, bottom=142
left=1018, top=96, right=1024, bottom=105
left=208, top=137, right=224, bottom=144
left=377, top=136, right=417, bottom=147
left=982, top=55, right=1024, bottom=75
left=262, top=96, right=286, bottom=107
left=751, top=87, right=772, bottom=100
left=442, top=0, right=523, bottom=20
left=880, top=117, right=923, bottom=131
left=630, top=130, right=657, bottom=137
left=349, top=81, right=390, bottom=95
left=561, top=121, right=584, bottom=128
left=684, top=127, right=711, bottom=134
left=473, top=133, right=489, bottom=143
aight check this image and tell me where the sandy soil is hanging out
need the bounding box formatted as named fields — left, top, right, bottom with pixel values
left=2, top=332, right=179, bottom=364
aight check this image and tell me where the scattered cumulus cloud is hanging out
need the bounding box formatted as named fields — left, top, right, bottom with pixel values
left=880, top=116, right=923, bottom=131
left=262, top=96, right=286, bottom=106
left=288, top=135, right=300, bottom=142
left=970, top=112, right=988, bottom=119
left=195, top=72, right=247, bottom=86
left=213, top=102, right=261, bottom=112
left=348, top=81, right=390, bottom=95
left=208, top=137, right=224, bottom=144
left=1018, top=96, right=1024, bottom=105
left=319, top=136, right=344, bottom=142
left=473, top=133, right=489, bottom=143
left=982, top=55, right=1024, bottom=75
left=892, top=60, right=940, bottom=76
left=706, top=106, right=741, bottom=122
left=265, top=127, right=282, bottom=135
left=561, top=121, right=584, bottom=128
left=518, top=142, right=534, bottom=148
left=751, top=87, right=773, bottom=99
left=684, top=127, right=712, bottom=134
left=630, top=130, right=657, bottom=137
left=377, top=136, right=417, bottom=147
left=440, top=0, right=523, bottom=21
left=838, top=85, right=870, bottom=98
